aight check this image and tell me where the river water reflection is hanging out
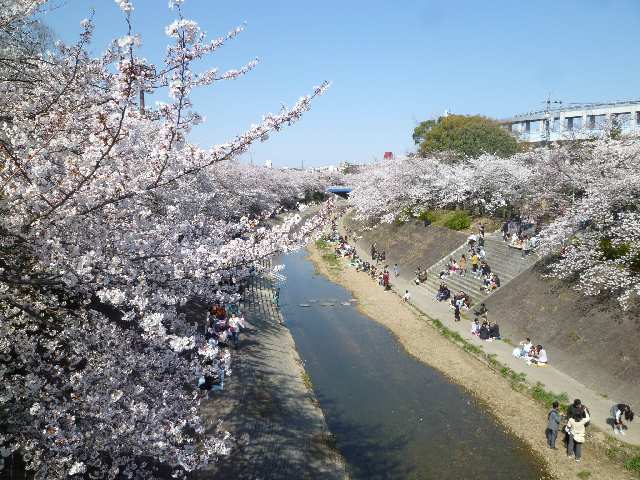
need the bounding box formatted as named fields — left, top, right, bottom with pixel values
left=279, top=250, right=546, bottom=480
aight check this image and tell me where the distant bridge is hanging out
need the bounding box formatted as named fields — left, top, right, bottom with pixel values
left=501, top=100, right=640, bottom=142
left=326, top=186, right=352, bottom=198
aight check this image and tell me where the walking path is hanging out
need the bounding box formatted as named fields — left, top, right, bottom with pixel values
left=344, top=222, right=640, bottom=446
left=195, top=274, right=347, bottom=479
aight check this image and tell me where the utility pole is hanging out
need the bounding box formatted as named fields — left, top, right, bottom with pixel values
left=139, top=83, right=145, bottom=114
left=542, top=93, right=562, bottom=143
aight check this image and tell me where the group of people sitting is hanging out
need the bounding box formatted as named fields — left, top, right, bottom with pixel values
left=329, top=234, right=394, bottom=291
left=413, top=265, right=428, bottom=285
left=512, top=337, right=548, bottom=365
left=470, top=317, right=501, bottom=340
left=335, top=240, right=355, bottom=257
left=437, top=232, right=500, bottom=295
left=502, top=218, right=540, bottom=258
left=370, top=243, right=386, bottom=264
left=435, top=282, right=451, bottom=302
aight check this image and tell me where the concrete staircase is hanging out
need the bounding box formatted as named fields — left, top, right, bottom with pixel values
left=420, top=234, right=538, bottom=305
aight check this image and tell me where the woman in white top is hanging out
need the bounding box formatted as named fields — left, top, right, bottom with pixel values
left=512, top=337, right=532, bottom=358
left=470, top=319, right=480, bottom=336
left=527, top=345, right=548, bottom=365
left=567, top=407, right=590, bottom=462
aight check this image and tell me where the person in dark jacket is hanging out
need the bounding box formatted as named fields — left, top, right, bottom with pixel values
left=479, top=321, right=490, bottom=340
left=567, top=399, right=583, bottom=420
left=565, top=399, right=583, bottom=444
left=546, top=401, right=561, bottom=449
left=488, top=322, right=501, bottom=340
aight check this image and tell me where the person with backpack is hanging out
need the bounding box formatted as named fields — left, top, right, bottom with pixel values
left=546, top=401, right=561, bottom=449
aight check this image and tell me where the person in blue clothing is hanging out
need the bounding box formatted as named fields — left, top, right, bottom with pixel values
left=546, top=401, right=561, bottom=449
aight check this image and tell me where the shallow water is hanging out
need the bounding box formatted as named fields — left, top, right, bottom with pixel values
left=279, top=250, right=546, bottom=480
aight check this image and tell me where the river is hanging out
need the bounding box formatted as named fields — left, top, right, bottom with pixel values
left=278, top=250, right=547, bottom=480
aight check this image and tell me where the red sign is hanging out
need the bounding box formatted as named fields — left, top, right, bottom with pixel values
left=383, top=151, right=393, bottom=160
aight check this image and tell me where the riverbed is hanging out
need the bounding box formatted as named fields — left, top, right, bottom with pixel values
left=278, top=250, right=547, bottom=480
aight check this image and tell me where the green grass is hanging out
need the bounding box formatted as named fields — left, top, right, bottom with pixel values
left=321, top=253, right=342, bottom=269
left=624, top=455, right=640, bottom=473
left=487, top=353, right=499, bottom=367
left=315, top=238, right=330, bottom=250
left=423, top=209, right=472, bottom=231
left=576, top=470, right=591, bottom=479
left=531, top=382, right=569, bottom=410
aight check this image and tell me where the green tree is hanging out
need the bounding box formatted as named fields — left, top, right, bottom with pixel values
left=412, top=119, right=436, bottom=145
left=413, top=114, right=519, bottom=158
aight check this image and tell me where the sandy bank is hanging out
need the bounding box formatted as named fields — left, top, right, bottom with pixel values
left=307, top=244, right=636, bottom=480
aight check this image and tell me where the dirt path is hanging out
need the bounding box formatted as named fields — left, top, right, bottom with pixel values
left=308, top=243, right=637, bottom=480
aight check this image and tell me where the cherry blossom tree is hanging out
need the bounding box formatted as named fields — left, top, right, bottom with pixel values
left=347, top=139, right=639, bottom=309
left=1, top=0, right=335, bottom=478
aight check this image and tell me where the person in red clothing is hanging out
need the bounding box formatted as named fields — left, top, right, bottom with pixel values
left=382, top=269, right=390, bottom=290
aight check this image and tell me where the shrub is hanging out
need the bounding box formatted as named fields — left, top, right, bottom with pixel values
left=444, top=211, right=471, bottom=230
left=315, top=239, right=330, bottom=250
left=417, top=210, right=433, bottom=222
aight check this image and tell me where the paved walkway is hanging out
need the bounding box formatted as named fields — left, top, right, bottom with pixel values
left=344, top=223, right=640, bottom=446
left=195, top=275, right=347, bottom=479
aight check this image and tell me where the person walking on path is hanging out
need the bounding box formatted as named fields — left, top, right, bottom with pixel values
left=393, top=263, right=399, bottom=277
left=546, top=401, right=561, bottom=449
left=612, top=403, right=634, bottom=435
left=454, top=304, right=461, bottom=322
left=567, top=405, right=590, bottom=462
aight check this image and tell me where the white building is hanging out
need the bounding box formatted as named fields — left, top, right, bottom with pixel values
left=501, top=100, right=640, bottom=142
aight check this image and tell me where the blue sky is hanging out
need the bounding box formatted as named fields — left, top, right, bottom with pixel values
left=43, top=0, right=640, bottom=167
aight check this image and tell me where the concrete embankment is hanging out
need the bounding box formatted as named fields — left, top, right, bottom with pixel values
left=195, top=274, right=347, bottom=479
left=485, top=261, right=640, bottom=405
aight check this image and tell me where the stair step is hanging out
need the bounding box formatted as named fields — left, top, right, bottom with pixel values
left=412, top=237, right=539, bottom=304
